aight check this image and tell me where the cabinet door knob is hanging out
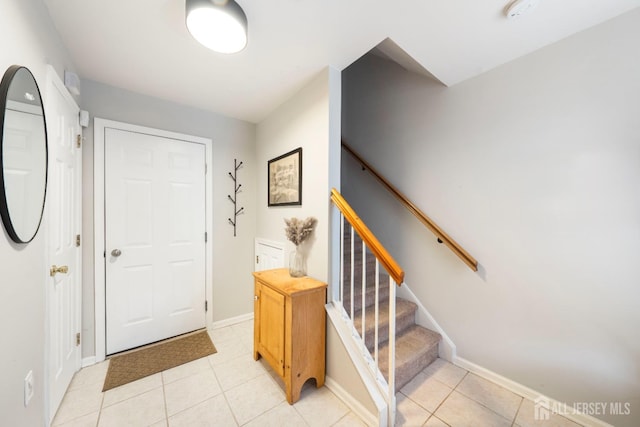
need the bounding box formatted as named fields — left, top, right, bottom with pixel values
left=254, top=295, right=259, bottom=301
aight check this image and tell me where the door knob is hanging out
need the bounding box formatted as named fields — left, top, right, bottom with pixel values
left=50, top=265, right=69, bottom=277
left=111, top=249, right=122, bottom=257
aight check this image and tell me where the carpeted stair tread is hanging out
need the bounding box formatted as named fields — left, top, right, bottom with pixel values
left=377, top=325, right=441, bottom=392
left=352, top=299, right=417, bottom=350
left=342, top=232, right=390, bottom=280
left=342, top=256, right=391, bottom=285
left=342, top=279, right=391, bottom=314
left=341, top=266, right=391, bottom=313
left=341, top=219, right=442, bottom=393
left=341, top=229, right=395, bottom=313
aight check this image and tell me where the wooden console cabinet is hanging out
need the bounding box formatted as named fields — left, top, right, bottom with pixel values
left=253, top=268, right=327, bottom=404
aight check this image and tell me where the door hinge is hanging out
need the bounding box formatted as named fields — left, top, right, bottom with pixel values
left=205, top=163, right=208, bottom=174
left=75, top=234, right=81, bottom=247
left=256, top=255, right=259, bottom=264
left=76, top=134, right=82, bottom=148
left=205, top=300, right=208, bottom=312
left=205, top=232, right=208, bottom=243
left=75, top=333, right=81, bottom=346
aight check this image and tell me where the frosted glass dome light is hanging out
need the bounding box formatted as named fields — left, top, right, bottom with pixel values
left=186, top=0, right=248, bottom=54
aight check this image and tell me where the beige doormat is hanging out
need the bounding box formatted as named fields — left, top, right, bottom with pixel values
left=102, top=330, right=217, bottom=392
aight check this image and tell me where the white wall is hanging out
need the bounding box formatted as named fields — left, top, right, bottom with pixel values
left=80, top=80, right=256, bottom=358
left=0, top=0, right=77, bottom=424
left=256, top=67, right=379, bottom=416
left=342, top=9, right=640, bottom=427
left=256, top=69, right=334, bottom=282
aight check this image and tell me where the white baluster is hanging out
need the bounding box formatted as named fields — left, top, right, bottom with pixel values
left=374, top=260, right=380, bottom=368
left=361, top=240, right=366, bottom=353
left=350, top=226, right=355, bottom=320
left=388, top=275, right=396, bottom=426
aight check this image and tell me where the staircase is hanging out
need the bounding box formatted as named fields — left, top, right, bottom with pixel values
left=342, top=227, right=442, bottom=392
left=332, top=144, right=477, bottom=424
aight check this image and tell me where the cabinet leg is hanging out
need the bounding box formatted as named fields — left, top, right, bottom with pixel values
left=286, top=386, right=300, bottom=405
left=286, top=376, right=325, bottom=404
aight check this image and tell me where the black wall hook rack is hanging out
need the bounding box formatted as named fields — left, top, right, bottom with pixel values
left=227, top=159, right=244, bottom=237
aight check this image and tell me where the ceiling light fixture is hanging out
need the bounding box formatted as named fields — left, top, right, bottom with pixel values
left=505, top=0, right=540, bottom=20
left=186, top=0, right=248, bottom=54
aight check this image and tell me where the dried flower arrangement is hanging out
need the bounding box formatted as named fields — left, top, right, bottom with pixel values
left=284, top=217, right=317, bottom=246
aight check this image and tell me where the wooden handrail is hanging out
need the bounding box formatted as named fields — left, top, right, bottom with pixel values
left=331, top=189, right=405, bottom=285
left=342, top=142, right=478, bottom=272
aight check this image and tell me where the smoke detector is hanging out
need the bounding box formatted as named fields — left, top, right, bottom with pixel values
left=505, top=0, right=540, bottom=20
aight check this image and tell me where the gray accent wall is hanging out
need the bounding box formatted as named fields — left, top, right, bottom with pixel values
left=80, top=80, right=257, bottom=359
left=342, top=9, right=640, bottom=427
left=0, top=0, right=77, bottom=425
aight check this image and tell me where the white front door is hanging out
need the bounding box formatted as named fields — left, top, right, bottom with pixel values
left=105, top=129, right=206, bottom=355
left=45, top=68, right=81, bottom=423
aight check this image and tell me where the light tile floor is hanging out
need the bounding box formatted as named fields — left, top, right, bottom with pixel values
left=52, top=320, right=585, bottom=427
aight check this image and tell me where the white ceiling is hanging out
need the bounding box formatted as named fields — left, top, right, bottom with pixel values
left=43, top=0, right=640, bottom=123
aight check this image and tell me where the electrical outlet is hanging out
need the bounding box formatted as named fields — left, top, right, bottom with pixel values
left=24, top=370, right=34, bottom=407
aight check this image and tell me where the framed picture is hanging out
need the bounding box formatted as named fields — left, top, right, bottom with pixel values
left=268, top=147, right=302, bottom=206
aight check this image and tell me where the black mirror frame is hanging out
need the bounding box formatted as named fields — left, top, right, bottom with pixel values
left=0, top=65, right=48, bottom=244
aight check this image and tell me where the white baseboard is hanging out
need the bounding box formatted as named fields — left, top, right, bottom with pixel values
left=328, top=279, right=615, bottom=427
left=325, top=376, right=379, bottom=427
left=211, top=312, right=253, bottom=329
left=81, top=356, right=96, bottom=368
left=453, top=357, right=613, bottom=427
left=397, top=282, right=456, bottom=361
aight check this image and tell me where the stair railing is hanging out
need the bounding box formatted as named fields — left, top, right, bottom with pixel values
left=342, top=141, right=478, bottom=272
left=331, top=188, right=403, bottom=426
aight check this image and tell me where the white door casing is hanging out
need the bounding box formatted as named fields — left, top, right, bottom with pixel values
left=94, top=119, right=213, bottom=361
left=105, top=129, right=206, bottom=354
left=255, top=238, right=285, bottom=271
left=44, top=66, right=82, bottom=423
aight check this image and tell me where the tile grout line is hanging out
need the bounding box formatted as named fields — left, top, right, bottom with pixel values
left=209, top=356, right=241, bottom=426
left=236, top=371, right=288, bottom=426
left=164, top=363, right=224, bottom=420
left=397, top=363, right=467, bottom=426
left=511, top=397, right=525, bottom=427
left=291, top=393, right=313, bottom=427
left=425, top=371, right=466, bottom=420
left=96, top=393, right=105, bottom=427
left=161, top=371, right=170, bottom=426
left=53, top=370, right=108, bottom=426
left=329, top=411, right=354, bottom=427
left=96, top=365, right=108, bottom=427
left=453, top=372, right=524, bottom=424
left=426, top=414, right=452, bottom=427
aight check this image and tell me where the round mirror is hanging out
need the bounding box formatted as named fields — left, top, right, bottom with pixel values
left=0, top=65, right=48, bottom=243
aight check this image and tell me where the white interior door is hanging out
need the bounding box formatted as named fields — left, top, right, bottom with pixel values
left=105, top=129, right=206, bottom=355
left=45, top=68, right=81, bottom=423
left=255, top=239, right=285, bottom=271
